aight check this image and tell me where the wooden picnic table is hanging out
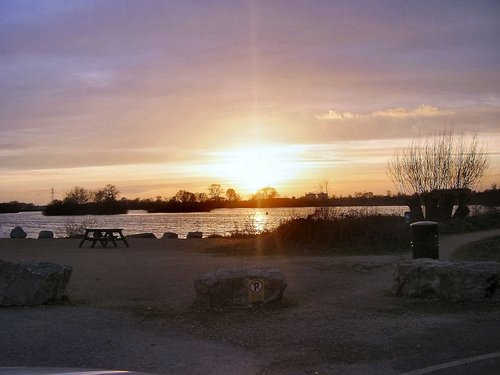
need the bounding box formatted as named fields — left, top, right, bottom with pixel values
left=78, top=228, right=130, bottom=248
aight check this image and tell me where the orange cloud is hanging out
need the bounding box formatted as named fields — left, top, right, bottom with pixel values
left=314, top=110, right=359, bottom=120
left=316, top=105, right=450, bottom=121
left=372, top=105, right=449, bottom=118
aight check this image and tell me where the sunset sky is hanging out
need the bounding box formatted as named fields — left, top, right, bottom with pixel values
left=1, top=1, right=499, bottom=204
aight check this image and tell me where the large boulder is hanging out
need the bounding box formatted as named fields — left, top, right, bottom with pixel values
left=162, top=232, right=178, bottom=239
left=0, top=260, right=72, bottom=306
left=38, top=230, right=54, bottom=239
left=10, top=226, right=27, bottom=239
left=394, top=259, right=500, bottom=301
left=187, top=231, right=203, bottom=239
left=195, top=267, right=287, bottom=308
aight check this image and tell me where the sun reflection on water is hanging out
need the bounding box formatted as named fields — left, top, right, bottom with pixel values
left=252, top=210, right=268, bottom=233
left=241, top=210, right=270, bottom=235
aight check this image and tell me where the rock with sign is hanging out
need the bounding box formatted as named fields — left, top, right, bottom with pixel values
left=194, top=267, right=287, bottom=308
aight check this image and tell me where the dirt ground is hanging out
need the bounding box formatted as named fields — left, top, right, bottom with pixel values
left=0, top=237, right=499, bottom=375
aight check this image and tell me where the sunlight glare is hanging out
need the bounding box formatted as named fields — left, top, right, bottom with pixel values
left=209, top=145, right=301, bottom=193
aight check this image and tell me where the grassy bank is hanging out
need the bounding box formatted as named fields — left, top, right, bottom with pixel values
left=438, top=209, right=500, bottom=234
left=204, top=209, right=500, bottom=256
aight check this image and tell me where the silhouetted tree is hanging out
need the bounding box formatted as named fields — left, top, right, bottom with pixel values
left=208, top=183, right=224, bottom=201
left=253, top=186, right=279, bottom=200
left=387, top=130, right=488, bottom=220
left=226, top=188, right=241, bottom=202
left=102, top=184, right=120, bottom=201
left=196, top=192, right=208, bottom=202
left=92, top=184, right=120, bottom=202
left=64, top=186, right=90, bottom=204
left=174, top=190, right=197, bottom=203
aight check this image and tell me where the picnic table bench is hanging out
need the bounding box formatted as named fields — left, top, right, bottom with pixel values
left=78, top=228, right=130, bottom=248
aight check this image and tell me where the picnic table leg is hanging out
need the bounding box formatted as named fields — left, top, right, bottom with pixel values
left=118, top=231, right=129, bottom=247
left=79, top=230, right=91, bottom=247
left=122, top=237, right=129, bottom=247
left=107, top=233, right=118, bottom=247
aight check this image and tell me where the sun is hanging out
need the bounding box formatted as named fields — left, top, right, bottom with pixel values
left=210, top=145, right=299, bottom=193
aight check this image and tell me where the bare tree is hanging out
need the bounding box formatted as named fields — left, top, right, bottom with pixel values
left=64, top=186, right=90, bottom=205
left=314, top=178, right=337, bottom=220
left=102, top=184, right=120, bottom=201
left=225, top=188, right=241, bottom=202
left=173, top=190, right=197, bottom=203
left=208, top=183, right=224, bottom=201
left=196, top=192, right=208, bottom=202
left=253, top=186, right=279, bottom=200
left=387, top=130, right=488, bottom=220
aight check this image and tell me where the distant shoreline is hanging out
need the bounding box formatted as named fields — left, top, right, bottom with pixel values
left=2, top=187, right=499, bottom=215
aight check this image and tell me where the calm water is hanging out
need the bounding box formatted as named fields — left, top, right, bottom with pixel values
left=0, top=206, right=408, bottom=239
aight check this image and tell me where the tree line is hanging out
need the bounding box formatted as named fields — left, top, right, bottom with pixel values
left=43, top=184, right=127, bottom=215
left=42, top=185, right=283, bottom=215
left=1, top=185, right=499, bottom=216
left=38, top=184, right=500, bottom=216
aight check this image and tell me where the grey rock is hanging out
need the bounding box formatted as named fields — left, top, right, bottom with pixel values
left=195, top=267, right=287, bottom=308
left=126, top=233, right=157, bottom=239
left=0, top=260, right=72, bottom=306
left=162, top=232, right=178, bottom=239
left=38, top=230, right=54, bottom=239
left=394, top=259, right=500, bottom=301
left=187, top=231, right=203, bottom=239
left=10, top=226, right=27, bottom=239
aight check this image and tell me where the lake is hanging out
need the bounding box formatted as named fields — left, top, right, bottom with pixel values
left=0, top=206, right=409, bottom=239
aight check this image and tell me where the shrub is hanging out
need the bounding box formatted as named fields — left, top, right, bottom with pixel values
left=64, top=218, right=96, bottom=238
left=264, top=214, right=409, bottom=254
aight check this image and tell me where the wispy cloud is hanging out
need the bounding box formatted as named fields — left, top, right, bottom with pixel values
left=315, top=111, right=359, bottom=121
left=316, top=105, right=451, bottom=121
left=372, top=105, right=449, bottom=118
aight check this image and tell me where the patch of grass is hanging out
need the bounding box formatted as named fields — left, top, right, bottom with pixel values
left=452, top=235, right=500, bottom=261
left=439, top=210, right=500, bottom=234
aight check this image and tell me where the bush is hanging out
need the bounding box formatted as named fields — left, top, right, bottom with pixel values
left=64, top=218, right=96, bottom=238
left=264, top=214, right=409, bottom=254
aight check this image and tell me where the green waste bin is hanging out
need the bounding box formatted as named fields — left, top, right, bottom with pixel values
left=410, top=221, right=439, bottom=259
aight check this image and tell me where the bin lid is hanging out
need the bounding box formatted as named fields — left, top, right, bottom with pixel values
left=410, top=221, right=438, bottom=226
